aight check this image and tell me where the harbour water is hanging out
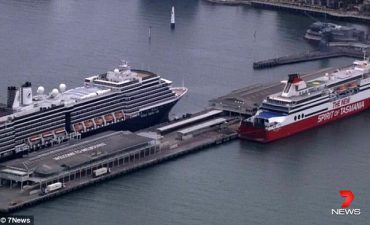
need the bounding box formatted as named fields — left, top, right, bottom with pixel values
left=0, top=0, right=369, bottom=224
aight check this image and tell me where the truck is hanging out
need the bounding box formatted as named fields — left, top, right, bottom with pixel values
left=42, top=182, right=65, bottom=194
left=93, top=167, right=111, bottom=178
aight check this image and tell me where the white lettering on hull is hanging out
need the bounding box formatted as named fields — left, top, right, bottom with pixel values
left=318, top=101, right=365, bottom=123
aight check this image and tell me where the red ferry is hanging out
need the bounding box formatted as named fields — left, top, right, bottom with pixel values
left=239, top=60, right=370, bottom=142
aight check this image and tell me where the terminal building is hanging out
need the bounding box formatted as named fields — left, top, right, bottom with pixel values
left=0, top=131, right=159, bottom=191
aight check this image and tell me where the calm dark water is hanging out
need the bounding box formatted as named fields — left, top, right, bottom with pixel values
left=1, top=0, right=370, bottom=224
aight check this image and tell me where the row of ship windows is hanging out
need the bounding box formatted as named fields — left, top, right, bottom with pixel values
left=107, top=80, right=160, bottom=95
left=118, top=93, right=174, bottom=110
left=71, top=88, right=170, bottom=116
left=0, top=139, right=15, bottom=148
left=72, top=84, right=168, bottom=113
left=16, top=120, right=64, bottom=140
left=139, top=95, right=175, bottom=110
left=120, top=82, right=168, bottom=97
left=122, top=90, right=172, bottom=107
left=0, top=132, right=14, bottom=140
left=15, top=115, right=65, bottom=131
left=261, top=105, right=288, bottom=114
left=71, top=106, right=128, bottom=123
left=71, top=94, right=175, bottom=123
left=0, top=125, right=14, bottom=131
left=128, top=87, right=170, bottom=100
left=294, top=114, right=305, bottom=121
left=0, top=129, right=14, bottom=137
left=0, top=145, right=14, bottom=153
left=14, top=106, right=64, bottom=124
left=93, top=80, right=140, bottom=88
left=0, top=135, right=15, bottom=144
left=72, top=94, right=174, bottom=122
left=14, top=112, right=65, bottom=129
left=71, top=92, right=173, bottom=119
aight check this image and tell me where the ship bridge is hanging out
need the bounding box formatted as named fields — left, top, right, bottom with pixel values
left=84, top=61, right=159, bottom=90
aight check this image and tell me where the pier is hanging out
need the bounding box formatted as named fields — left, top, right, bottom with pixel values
left=253, top=48, right=369, bottom=69
left=204, top=0, right=370, bottom=23
left=0, top=112, right=239, bottom=213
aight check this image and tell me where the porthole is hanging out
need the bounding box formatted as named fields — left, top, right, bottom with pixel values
left=294, top=116, right=297, bottom=121
left=298, top=115, right=301, bottom=120
left=302, top=114, right=304, bottom=118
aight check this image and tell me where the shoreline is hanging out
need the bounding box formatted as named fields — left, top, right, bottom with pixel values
left=204, top=0, right=370, bottom=23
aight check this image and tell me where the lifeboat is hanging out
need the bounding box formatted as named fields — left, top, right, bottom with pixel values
left=336, top=85, right=347, bottom=93
left=42, top=131, right=54, bottom=139
left=94, top=117, right=104, bottom=126
left=29, top=135, right=42, bottom=143
left=347, top=82, right=358, bottom=89
left=84, top=120, right=94, bottom=129
left=55, top=128, right=66, bottom=135
left=74, top=123, right=84, bottom=132
left=114, top=111, right=124, bottom=120
left=104, top=114, right=114, bottom=123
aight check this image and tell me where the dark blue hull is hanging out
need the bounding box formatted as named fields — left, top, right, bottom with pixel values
left=82, top=100, right=178, bottom=137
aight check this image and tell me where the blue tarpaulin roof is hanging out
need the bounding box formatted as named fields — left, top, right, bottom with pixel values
left=255, top=111, right=285, bottom=119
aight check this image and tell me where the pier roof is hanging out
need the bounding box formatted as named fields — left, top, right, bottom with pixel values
left=0, top=131, right=153, bottom=178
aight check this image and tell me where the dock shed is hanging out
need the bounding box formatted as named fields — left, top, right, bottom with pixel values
left=176, top=118, right=227, bottom=140
left=156, top=110, right=223, bottom=134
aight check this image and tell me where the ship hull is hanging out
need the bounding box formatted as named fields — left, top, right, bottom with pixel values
left=239, top=98, right=370, bottom=143
left=81, top=100, right=178, bottom=137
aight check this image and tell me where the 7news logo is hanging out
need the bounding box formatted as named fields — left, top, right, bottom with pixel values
left=331, top=190, right=361, bottom=215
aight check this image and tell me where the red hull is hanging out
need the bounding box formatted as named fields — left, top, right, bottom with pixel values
left=239, top=98, right=370, bottom=143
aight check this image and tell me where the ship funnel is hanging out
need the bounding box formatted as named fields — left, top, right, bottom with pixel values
left=21, top=82, right=33, bottom=106
left=281, top=74, right=306, bottom=97
left=7, top=86, right=19, bottom=108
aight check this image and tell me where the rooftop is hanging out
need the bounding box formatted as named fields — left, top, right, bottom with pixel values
left=157, top=110, right=223, bottom=133
left=0, top=131, right=154, bottom=178
left=177, top=118, right=227, bottom=135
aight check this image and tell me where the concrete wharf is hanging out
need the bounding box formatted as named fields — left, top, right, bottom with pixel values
left=0, top=113, right=239, bottom=213
left=253, top=49, right=368, bottom=69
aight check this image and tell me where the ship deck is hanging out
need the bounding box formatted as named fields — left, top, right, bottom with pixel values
left=131, top=69, right=158, bottom=80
